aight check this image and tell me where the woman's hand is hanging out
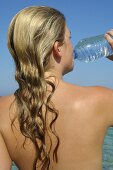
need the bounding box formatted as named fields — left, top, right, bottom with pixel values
left=105, top=29, right=113, bottom=61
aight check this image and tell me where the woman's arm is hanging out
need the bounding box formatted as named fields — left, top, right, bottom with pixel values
left=0, top=131, right=12, bottom=170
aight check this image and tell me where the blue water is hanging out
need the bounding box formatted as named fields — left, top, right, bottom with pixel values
left=12, top=166, right=17, bottom=170
left=12, top=128, right=113, bottom=170
left=103, top=128, right=113, bottom=170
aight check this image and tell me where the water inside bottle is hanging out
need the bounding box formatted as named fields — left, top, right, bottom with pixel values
left=74, top=34, right=113, bottom=62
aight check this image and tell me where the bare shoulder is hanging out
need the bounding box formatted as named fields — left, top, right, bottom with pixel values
left=60, top=81, right=113, bottom=102
left=82, top=85, right=113, bottom=127
left=74, top=84, right=113, bottom=102
left=61, top=82, right=113, bottom=127
left=87, top=85, right=113, bottom=95
left=0, top=94, right=15, bottom=112
left=86, top=85, right=113, bottom=107
left=79, top=85, right=113, bottom=110
left=0, top=94, right=15, bottom=105
left=0, top=94, right=15, bottom=128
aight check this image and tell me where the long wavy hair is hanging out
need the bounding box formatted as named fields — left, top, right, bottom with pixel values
left=8, top=6, right=65, bottom=170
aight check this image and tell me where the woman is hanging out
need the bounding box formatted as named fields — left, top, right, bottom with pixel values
left=0, top=6, right=113, bottom=170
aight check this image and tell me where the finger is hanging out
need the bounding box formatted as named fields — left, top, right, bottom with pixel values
left=104, top=33, right=113, bottom=48
left=106, top=29, right=113, bottom=37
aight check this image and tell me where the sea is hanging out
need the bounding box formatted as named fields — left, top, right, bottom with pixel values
left=12, top=127, right=113, bottom=170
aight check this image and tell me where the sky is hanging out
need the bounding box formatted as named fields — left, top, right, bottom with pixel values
left=0, top=0, right=113, bottom=96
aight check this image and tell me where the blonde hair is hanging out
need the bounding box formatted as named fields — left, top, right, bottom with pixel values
left=8, top=6, right=65, bottom=170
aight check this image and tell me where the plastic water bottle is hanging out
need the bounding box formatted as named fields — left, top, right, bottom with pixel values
left=74, top=34, right=113, bottom=63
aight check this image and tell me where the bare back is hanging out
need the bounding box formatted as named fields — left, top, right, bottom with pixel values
left=0, top=81, right=110, bottom=170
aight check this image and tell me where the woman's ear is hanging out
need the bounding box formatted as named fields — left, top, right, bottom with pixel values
left=53, top=41, right=63, bottom=58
